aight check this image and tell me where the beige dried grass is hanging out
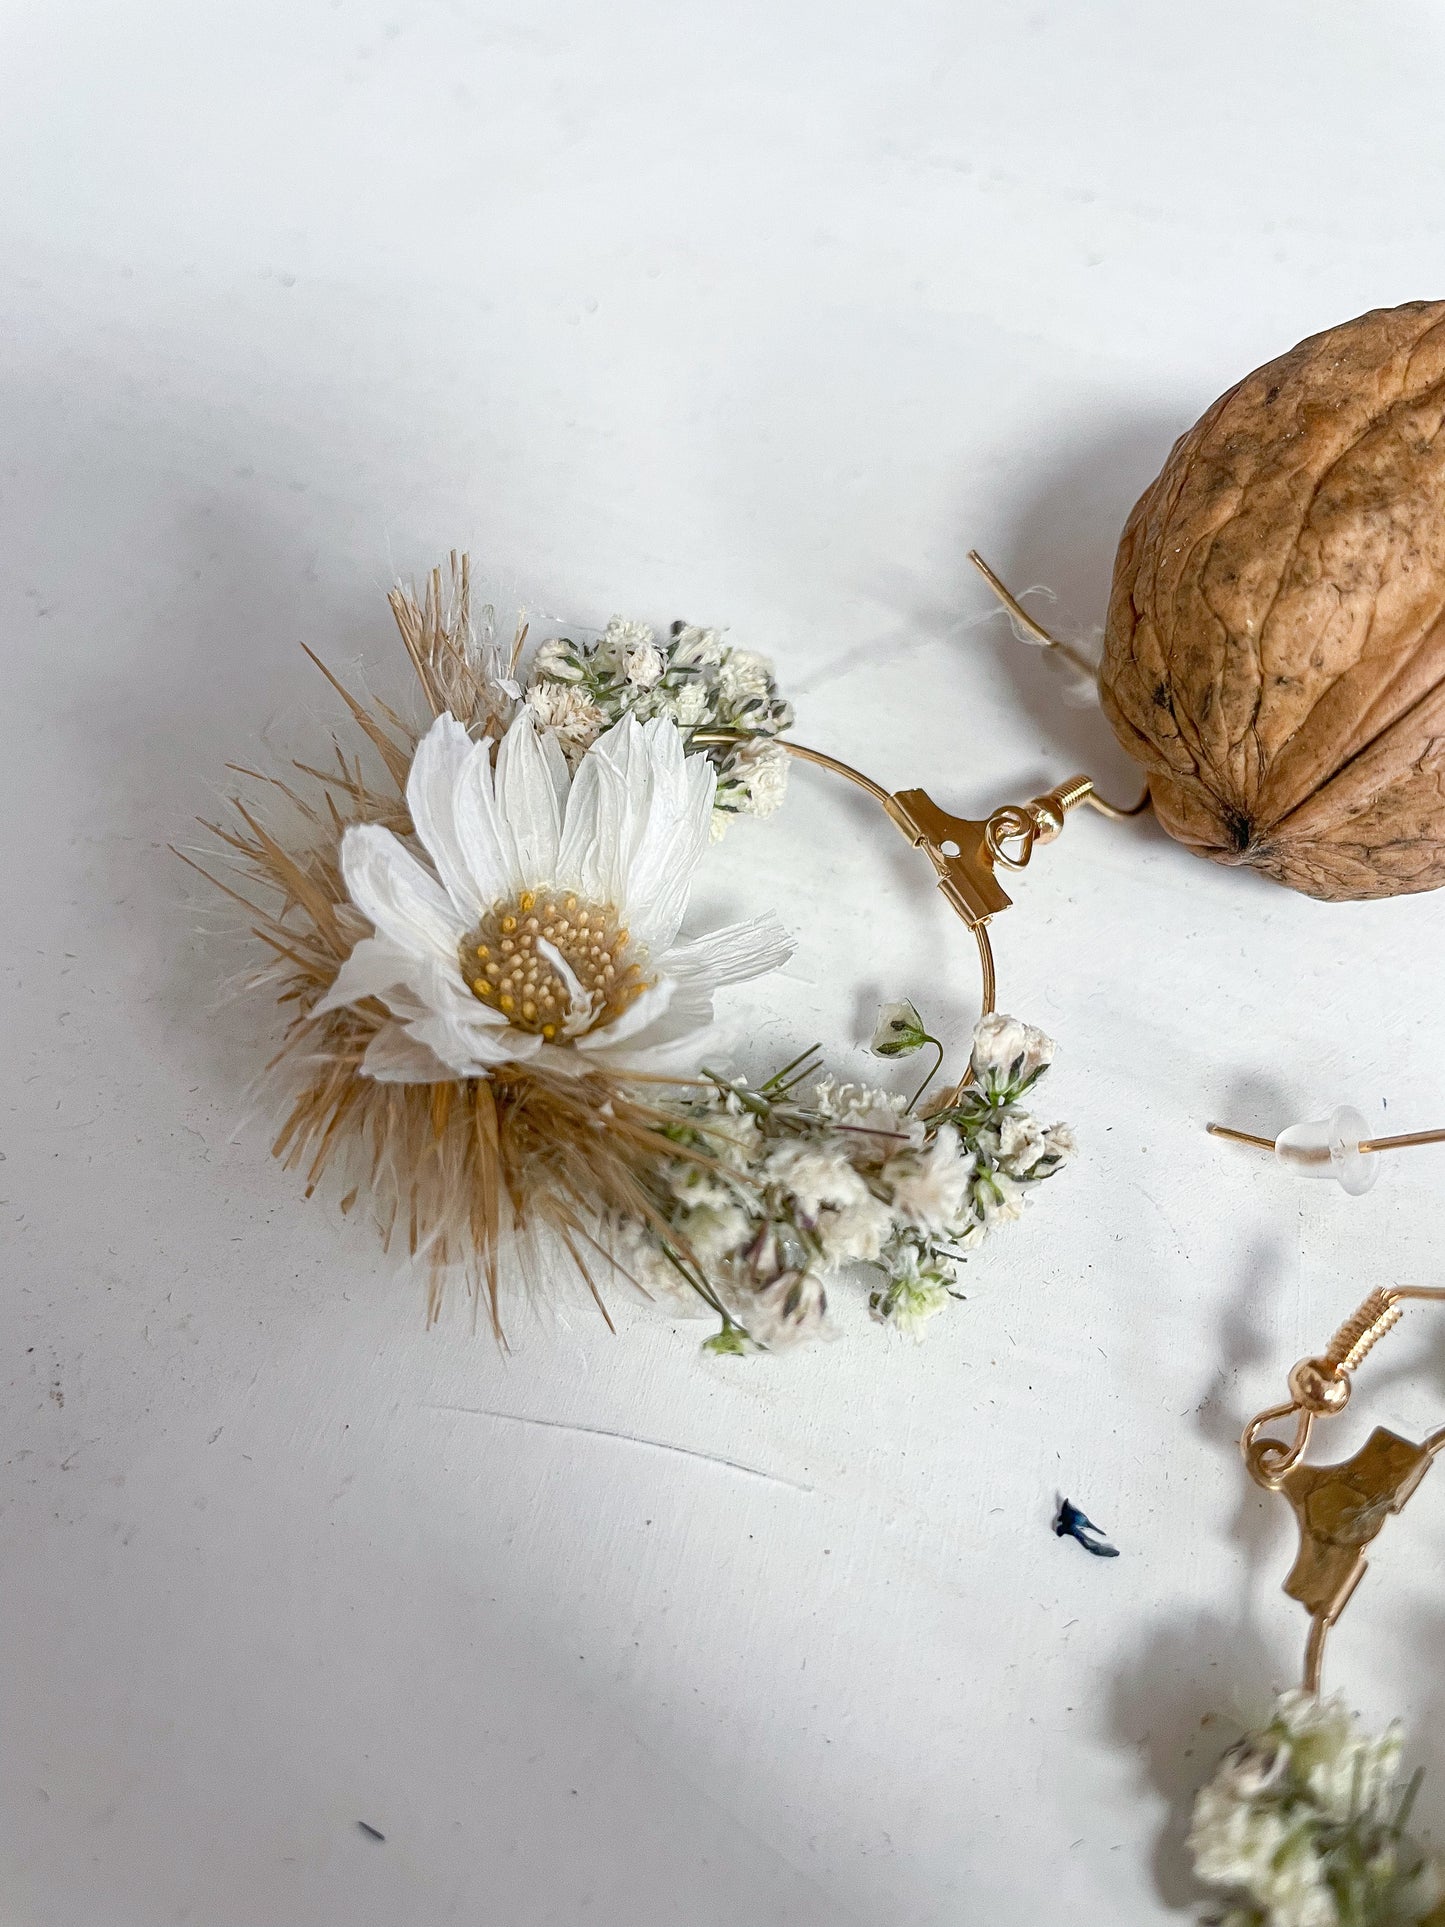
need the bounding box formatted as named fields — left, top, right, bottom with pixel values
left=179, top=555, right=704, bottom=1339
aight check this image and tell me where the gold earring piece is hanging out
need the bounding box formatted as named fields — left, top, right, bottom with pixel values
left=1209, top=1106, right=1445, bottom=1195
left=1242, top=1285, right=1445, bottom=1693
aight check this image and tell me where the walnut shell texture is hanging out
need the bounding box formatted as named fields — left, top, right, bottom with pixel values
left=1100, top=301, right=1445, bottom=900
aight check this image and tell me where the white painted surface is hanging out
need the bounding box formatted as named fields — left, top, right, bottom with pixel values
left=5, top=4, right=1445, bottom=1921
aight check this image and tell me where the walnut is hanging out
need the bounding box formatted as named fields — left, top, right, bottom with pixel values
left=1099, top=301, right=1445, bottom=900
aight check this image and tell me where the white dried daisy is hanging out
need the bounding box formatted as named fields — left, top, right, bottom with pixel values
left=316, top=709, right=792, bottom=1082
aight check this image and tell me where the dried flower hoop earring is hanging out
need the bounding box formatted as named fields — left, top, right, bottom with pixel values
left=186, top=552, right=1143, bottom=1355
left=1189, top=1287, right=1445, bottom=1927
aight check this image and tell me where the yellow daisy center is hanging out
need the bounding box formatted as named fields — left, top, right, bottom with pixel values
left=460, top=889, right=651, bottom=1040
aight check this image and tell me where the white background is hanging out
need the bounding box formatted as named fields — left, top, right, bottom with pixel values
left=5, top=4, right=1445, bottom=1923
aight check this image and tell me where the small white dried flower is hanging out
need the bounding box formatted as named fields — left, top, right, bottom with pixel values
left=1278, top=1689, right=1404, bottom=1824
left=1189, top=1691, right=1441, bottom=1927
left=525, top=681, right=607, bottom=763
left=699, top=1111, right=763, bottom=1173
left=882, top=1127, right=973, bottom=1233
left=950, top=1214, right=986, bottom=1252
left=871, top=999, right=929, bottom=1057
left=816, top=1192, right=895, bottom=1266
left=677, top=1199, right=753, bottom=1267
left=664, top=681, right=710, bottom=728
left=976, top=1169, right=1026, bottom=1226
left=816, top=1086, right=917, bottom=1125
left=870, top=1243, right=954, bottom=1337
left=718, top=648, right=774, bottom=703
left=1039, top=1121, right=1076, bottom=1169
left=890, top=1277, right=952, bottom=1337
left=727, top=1269, right=831, bottom=1350
left=624, top=642, right=665, bottom=688
left=671, top=623, right=727, bottom=668
left=997, top=1111, right=1048, bottom=1176
left=595, top=616, right=655, bottom=672
left=1216, top=1736, right=1291, bottom=1801
left=813, top=1079, right=919, bottom=1142
left=530, top=636, right=585, bottom=682
left=733, top=739, right=789, bottom=816
left=970, top=1013, right=1055, bottom=1101
left=761, top=1140, right=870, bottom=1218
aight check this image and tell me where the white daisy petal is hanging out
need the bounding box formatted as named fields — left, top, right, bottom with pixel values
left=580, top=988, right=716, bottom=1074
left=659, top=915, right=794, bottom=988
left=574, top=978, right=675, bottom=1052
left=340, top=824, right=465, bottom=958
left=535, top=723, right=571, bottom=815
left=535, top=936, right=599, bottom=1037
left=532, top=1040, right=590, bottom=1077
left=406, top=713, right=489, bottom=921
left=406, top=955, right=509, bottom=1027
left=312, top=935, right=422, bottom=1016
left=406, top=1012, right=542, bottom=1075
left=453, top=734, right=521, bottom=901
left=556, top=729, right=630, bottom=902
left=616, top=726, right=717, bottom=951
left=361, top=1024, right=457, bottom=1083
left=494, top=712, right=564, bottom=887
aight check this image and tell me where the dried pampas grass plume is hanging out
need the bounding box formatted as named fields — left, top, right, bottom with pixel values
left=179, top=556, right=710, bottom=1339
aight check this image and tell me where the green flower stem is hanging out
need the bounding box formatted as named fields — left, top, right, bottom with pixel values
left=907, top=1035, right=945, bottom=1112
left=761, top=1042, right=825, bottom=1096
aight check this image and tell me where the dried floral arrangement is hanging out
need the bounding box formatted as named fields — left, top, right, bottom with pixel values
left=186, top=557, right=1073, bottom=1351
left=1190, top=1692, right=1445, bottom=1927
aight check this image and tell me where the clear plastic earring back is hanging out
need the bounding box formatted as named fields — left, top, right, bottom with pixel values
left=1208, top=1105, right=1445, bottom=1193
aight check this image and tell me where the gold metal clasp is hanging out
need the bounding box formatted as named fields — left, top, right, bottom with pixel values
left=887, top=775, right=1109, bottom=928
left=1243, top=1285, right=1445, bottom=1691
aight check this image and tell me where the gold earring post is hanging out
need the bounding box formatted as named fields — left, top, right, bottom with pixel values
left=1208, top=1120, right=1445, bottom=1157
left=1206, top=1123, right=1276, bottom=1151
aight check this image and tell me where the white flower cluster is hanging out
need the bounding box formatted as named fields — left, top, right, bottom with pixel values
left=524, top=618, right=793, bottom=837
left=1189, top=1690, right=1444, bottom=1927
left=618, top=1011, right=1073, bottom=1353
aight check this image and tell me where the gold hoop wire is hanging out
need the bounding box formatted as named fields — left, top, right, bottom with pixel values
left=695, top=728, right=1145, bottom=1105
left=775, top=738, right=999, bottom=1034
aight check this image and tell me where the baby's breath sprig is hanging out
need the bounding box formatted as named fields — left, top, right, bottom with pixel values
left=1189, top=1690, right=1445, bottom=1927
left=524, top=618, right=793, bottom=838
left=617, top=1009, right=1074, bottom=1353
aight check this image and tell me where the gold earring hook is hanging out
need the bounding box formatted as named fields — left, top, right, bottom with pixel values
left=1243, top=1284, right=1445, bottom=1693
left=965, top=549, right=1100, bottom=682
